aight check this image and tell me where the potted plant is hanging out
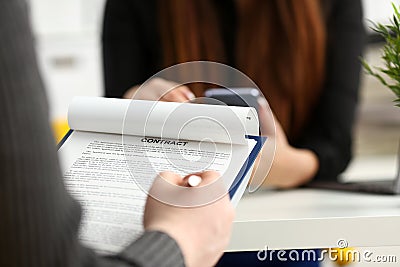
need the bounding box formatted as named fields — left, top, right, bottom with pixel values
left=362, top=3, right=400, bottom=182
left=362, top=3, right=400, bottom=107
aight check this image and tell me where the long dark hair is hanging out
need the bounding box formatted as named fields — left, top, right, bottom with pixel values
left=158, top=0, right=326, bottom=140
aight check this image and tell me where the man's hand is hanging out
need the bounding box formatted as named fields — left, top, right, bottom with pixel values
left=143, top=171, right=234, bottom=267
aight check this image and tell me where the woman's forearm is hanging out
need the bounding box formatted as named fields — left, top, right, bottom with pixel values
left=263, top=147, right=319, bottom=189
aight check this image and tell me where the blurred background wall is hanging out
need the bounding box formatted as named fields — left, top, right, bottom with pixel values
left=29, top=0, right=106, bottom=120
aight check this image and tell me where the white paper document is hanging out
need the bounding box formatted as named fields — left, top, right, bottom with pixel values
left=59, top=97, right=264, bottom=254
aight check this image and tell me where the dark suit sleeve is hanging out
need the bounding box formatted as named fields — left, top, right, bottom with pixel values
left=296, top=0, right=366, bottom=181
left=102, top=0, right=159, bottom=98
left=0, top=1, right=184, bottom=267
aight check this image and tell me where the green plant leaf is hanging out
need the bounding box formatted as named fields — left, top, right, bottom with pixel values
left=361, top=3, right=400, bottom=108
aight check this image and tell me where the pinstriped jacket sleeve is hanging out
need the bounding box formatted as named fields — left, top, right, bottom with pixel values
left=0, top=1, right=185, bottom=266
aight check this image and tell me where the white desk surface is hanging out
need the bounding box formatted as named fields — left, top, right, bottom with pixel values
left=228, top=188, right=400, bottom=252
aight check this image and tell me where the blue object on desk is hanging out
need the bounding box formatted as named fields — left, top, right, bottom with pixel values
left=216, top=250, right=320, bottom=267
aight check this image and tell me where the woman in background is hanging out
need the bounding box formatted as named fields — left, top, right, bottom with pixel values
left=102, top=1, right=364, bottom=265
left=102, top=0, right=365, bottom=189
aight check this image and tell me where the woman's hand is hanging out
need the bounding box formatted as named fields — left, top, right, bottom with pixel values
left=257, top=99, right=319, bottom=189
left=124, top=78, right=195, bottom=102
